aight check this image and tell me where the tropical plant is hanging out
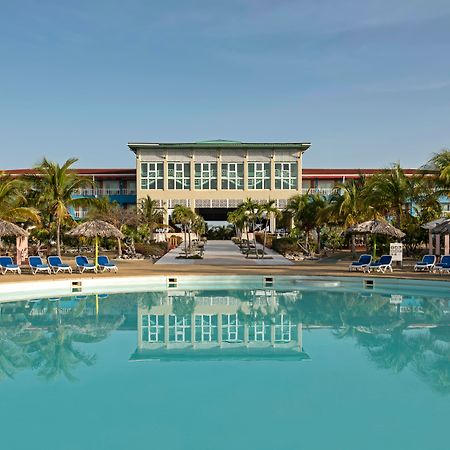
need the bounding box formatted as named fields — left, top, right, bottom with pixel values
left=364, top=164, right=412, bottom=228
left=258, top=199, right=280, bottom=256
left=30, top=158, right=93, bottom=256
left=240, top=198, right=260, bottom=257
left=172, top=205, right=196, bottom=254
left=429, top=148, right=450, bottom=187
left=0, top=173, right=40, bottom=224
left=139, top=196, right=164, bottom=241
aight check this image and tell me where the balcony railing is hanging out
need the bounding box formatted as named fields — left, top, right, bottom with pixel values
left=301, top=188, right=336, bottom=195
left=74, top=188, right=137, bottom=196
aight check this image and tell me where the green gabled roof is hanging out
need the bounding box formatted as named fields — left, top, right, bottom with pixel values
left=128, top=140, right=311, bottom=152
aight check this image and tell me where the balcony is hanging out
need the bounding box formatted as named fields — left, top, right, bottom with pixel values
left=74, top=188, right=137, bottom=196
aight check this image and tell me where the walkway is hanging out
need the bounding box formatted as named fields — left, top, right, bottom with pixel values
left=155, top=240, right=293, bottom=266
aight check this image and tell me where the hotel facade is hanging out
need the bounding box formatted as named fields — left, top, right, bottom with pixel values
left=128, top=140, right=311, bottom=226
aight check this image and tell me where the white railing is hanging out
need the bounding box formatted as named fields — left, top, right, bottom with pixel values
left=74, top=188, right=136, bottom=196
left=301, top=188, right=336, bottom=195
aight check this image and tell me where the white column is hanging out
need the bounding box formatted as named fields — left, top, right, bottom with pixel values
left=445, top=234, right=450, bottom=255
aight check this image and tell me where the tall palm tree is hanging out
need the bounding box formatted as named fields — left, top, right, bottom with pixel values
left=258, top=199, right=280, bottom=256
left=240, top=198, right=260, bottom=257
left=286, top=192, right=326, bottom=254
left=227, top=208, right=246, bottom=241
left=32, top=158, right=93, bottom=256
left=139, top=196, right=164, bottom=241
left=364, top=164, right=412, bottom=227
left=328, top=176, right=369, bottom=254
left=172, top=205, right=196, bottom=254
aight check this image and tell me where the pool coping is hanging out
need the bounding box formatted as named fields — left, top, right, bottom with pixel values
left=1, top=273, right=450, bottom=303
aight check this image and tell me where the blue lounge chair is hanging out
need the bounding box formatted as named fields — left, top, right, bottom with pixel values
left=349, top=254, right=372, bottom=272
left=98, top=255, right=118, bottom=273
left=414, top=255, right=436, bottom=272
left=28, top=256, right=51, bottom=275
left=48, top=256, right=73, bottom=274
left=75, top=255, right=97, bottom=273
left=363, top=255, right=393, bottom=273
left=0, top=256, right=21, bottom=275
left=433, top=255, right=450, bottom=273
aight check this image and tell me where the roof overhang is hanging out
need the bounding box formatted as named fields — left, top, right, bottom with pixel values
left=128, top=141, right=311, bottom=154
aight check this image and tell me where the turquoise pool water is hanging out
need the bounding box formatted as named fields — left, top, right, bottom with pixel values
left=0, top=281, right=448, bottom=450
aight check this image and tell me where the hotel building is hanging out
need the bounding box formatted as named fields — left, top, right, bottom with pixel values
left=128, top=140, right=311, bottom=226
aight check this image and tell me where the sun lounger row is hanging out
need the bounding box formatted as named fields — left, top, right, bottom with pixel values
left=348, top=254, right=393, bottom=273
left=0, top=255, right=118, bottom=275
left=349, top=254, right=450, bottom=274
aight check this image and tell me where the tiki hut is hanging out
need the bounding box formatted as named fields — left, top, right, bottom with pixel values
left=348, top=220, right=405, bottom=256
left=0, top=219, right=29, bottom=238
left=67, top=220, right=124, bottom=266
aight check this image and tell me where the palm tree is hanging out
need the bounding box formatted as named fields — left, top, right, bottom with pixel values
left=240, top=198, right=260, bottom=257
left=227, top=209, right=246, bottom=242
left=0, top=173, right=40, bottom=223
left=286, top=192, right=326, bottom=254
left=429, top=148, right=450, bottom=187
left=364, top=164, right=412, bottom=228
left=139, top=196, right=164, bottom=241
left=172, top=205, right=196, bottom=254
left=32, top=158, right=93, bottom=256
left=258, top=199, right=280, bottom=256
left=328, top=176, right=369, bottom=254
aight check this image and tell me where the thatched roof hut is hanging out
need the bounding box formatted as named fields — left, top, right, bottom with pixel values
left=66, top=220, right=124, bottom=239
left=348, top=220, right=405, bottom=239
left=0, top=219, right=29, bottom=238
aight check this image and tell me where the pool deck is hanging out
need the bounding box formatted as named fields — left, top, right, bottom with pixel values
left=0, top=240, right=449, bottom=283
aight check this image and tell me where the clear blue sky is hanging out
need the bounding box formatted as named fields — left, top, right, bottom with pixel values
left=1, top=0, right=449, bottom=169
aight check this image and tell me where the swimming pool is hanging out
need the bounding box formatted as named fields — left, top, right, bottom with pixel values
left=0, top=277, right=448, bottom=450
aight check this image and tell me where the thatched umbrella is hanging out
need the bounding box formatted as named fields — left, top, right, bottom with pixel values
left=348, top=220, right=405, bottom=257
left=0, top=219, right=29, bottom=238
left=67, top=220, right=124, bottom=266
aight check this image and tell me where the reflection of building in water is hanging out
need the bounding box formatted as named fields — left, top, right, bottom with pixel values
left=131, top=290, right=308, bottom=361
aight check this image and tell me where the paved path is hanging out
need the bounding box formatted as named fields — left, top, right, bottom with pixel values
left=155, top=240, right=293, bottom=266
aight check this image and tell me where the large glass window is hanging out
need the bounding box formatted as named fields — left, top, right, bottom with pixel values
left=195, top=162, right=217, bottom=190
left=195, top=314, right=218, bottom=342
left=140, top=162, right=164, bottom=190
left=274, top=314, right=293, bottom=342
left=275, top=162, right=297, bottom=189
left=141, top=314, right=164, bottom=342
left=248, top=162, right=270, bottom=189
left=221, top=163, right=244, bottom=189
left=222, top=314, right=243, bottom=342
left=169, top=315, right=191, bottom=342
left=248, top=319, right=271, bottom=342
left=168, top=162, right=190, bottom=190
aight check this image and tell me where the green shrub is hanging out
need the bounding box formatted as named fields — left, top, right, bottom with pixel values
left=134, top=242, right=168, bottom=257
left=271, top=237, right=299, bottom=255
